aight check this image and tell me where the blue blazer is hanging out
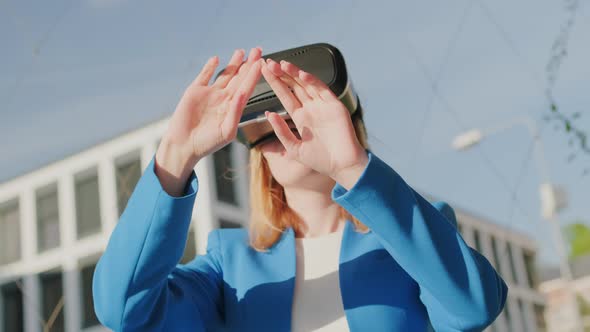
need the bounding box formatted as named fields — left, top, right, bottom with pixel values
left=93, top=149, right=508, bottom=331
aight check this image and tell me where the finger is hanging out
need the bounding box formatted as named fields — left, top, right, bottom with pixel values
left=221, top=90, right=247, bottom=140
left=265, top=111, right=300, bottom=154
left=226, top=47, right=262, bottom=93
left=279, top=60, right=320, bottom=100
left=223, top=61, right=263, bottom=135
left=267, top=59, right=311, bottom=104
left=213, top=49, right=245, bottom=88
left=192, top=56, right=219, bottom=86
left=236, top=60, right=263, bottom=100
left=299, top=70, right=337, bottom=101
left=261, top=60, right=302, bottom=114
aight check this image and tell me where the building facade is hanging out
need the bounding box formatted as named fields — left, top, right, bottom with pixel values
left=0, top=118, right=544, bottom=331
left=449, top=204, right=547, bottom=332
left=539, top=255, right=590, bottom=332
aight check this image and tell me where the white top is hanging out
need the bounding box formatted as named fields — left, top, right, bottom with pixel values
left=291, top=228, right=350, bottom=332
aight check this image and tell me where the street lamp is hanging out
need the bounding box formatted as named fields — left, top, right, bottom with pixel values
left=452, top=116, right=582, bottom=332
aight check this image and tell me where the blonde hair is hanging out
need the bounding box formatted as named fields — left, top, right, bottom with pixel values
left=247, top=112, right=370, bottom=252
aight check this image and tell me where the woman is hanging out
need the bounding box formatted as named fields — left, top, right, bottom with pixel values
left=93, top=47, right=508, bottom=331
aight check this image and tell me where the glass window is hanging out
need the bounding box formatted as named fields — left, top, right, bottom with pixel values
left=534, top=304, right=547, bottom=332
left=490, top=236, right=503, bottom=274
left=2, top=281, right=24, bottom=332
left=40, top=271, right=64, bottom=332
left=80, top=264, right=99, bottom=328
left=213, top=143, right=237, bottom=205
left=506, top=243, right=519, bottom=285
left=75, top=170, right=102, bottom=238
left=503, top=300, right=512, bottom=329
left=179, top=228, right=197, bottom=264
left=116, top=156, right=141, bottom=217
left=523, top=250, right=537, bottom=289
left=0, top=199, right=21, bottom=265
left=36, top=184, right=60, bottom=252
left=473, top=229, right=483, bottom=253
left=219, top=218, right=241, bottom=229
left=518, top=299, right=527, bottom=331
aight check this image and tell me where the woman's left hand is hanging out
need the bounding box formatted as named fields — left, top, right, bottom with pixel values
left=259, top=58, right=368, bottom=185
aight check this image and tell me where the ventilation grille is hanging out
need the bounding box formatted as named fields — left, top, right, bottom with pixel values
left=247, top=92, right=277, bottom=105
left=286, top=47, right=309, bottom=59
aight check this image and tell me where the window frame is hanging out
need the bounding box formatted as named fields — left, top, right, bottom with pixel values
left=74, top=167, right=102, bottom=239
left=35, top=182, right=61, bottom=253
left=0, top=198, right=21, bottom=265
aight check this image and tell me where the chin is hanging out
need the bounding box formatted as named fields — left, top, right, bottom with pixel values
left=264, top=150, right=315, bottom=185
left=260, top=141, right=332, bottom=189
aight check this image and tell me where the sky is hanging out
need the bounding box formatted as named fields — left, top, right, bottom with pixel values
left=1, top=0, right=589, bottom=266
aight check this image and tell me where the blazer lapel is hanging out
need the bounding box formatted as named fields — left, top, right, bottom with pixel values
left=257, top=226, right=297, bottom=331
left=257, top=220, right=373, bottom=331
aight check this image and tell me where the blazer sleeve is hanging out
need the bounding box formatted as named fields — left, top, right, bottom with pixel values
left=92, top=156, right=223, bottom=332
left=331, top=149, right=508, bottom=331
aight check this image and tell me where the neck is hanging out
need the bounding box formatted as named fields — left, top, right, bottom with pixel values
left=283, top=179, right=345, bottom=238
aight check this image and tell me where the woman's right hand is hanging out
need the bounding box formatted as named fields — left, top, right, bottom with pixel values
left=155, top=47, right=264, bottom=196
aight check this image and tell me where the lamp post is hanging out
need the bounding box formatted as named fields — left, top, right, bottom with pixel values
left=452, top=116, right=582, bottom=332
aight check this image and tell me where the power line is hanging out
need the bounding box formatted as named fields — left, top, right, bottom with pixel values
left=506, top=137, right=537, bottom=229
left=395, top=28, right=538, bottom=224
left=408, top=1, right=474, bottom=179
left=477, top=0, right=589, bottom=175
left=475, top=0, right=546, bottom=91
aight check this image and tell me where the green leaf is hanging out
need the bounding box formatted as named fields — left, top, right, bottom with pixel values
left=564, top=223, right=590, bottom=259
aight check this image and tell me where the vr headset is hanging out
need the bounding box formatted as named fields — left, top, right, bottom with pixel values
left=216, top=42, right=363, bottom=149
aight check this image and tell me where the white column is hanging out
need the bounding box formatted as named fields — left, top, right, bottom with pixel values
left=58, top=174, right=80, bottom=332
left=480, top=232, right=509, bottom=332
left=492, top=315, right=509, bottom=332
left=23, top=274, right=41, bottom=332
left=20, top=189, right=37, bottom=262
left=512, top=244, right=528, bottom=288
left=461, top=224, right=476, bottom=249
left=480, top=232, right=495, bottom=270
left=497, top=238, right=516, bottom=286
left=507, top=297, right=525, bottom=332
left=63, top=262, right=80, bottom=332
left=522, top=301, right=537, bottom=332
left=98, top=158, right=117, bottom=235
